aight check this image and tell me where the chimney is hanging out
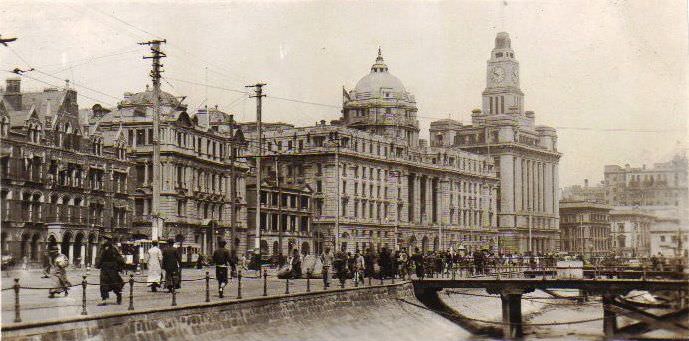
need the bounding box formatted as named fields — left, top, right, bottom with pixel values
left=584, top=179, right=589, bottom=187
left=4, top=78, right=22, bottom=110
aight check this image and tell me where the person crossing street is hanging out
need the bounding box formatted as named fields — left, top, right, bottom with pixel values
left=212, top=240, right=232, bottom=298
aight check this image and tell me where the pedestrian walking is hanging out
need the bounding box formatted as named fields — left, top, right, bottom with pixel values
left=411, top=248, right=424, bottom=279
left=320, top=247, right=333, bottom=287
left=96, top=237, right=125, bottom=305
left=48, top=253, right=71, bottom=298
left=146, top=241, right=163, bottom=292
left=290, top=248, right=303, bottom=279
left=162, top=239, right=181, bottom=292
left=355, top=250, right=365, bottom=284
left=212, top=240, right=232, bottom=297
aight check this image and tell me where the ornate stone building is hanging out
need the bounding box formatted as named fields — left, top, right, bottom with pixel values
left=430, top=32, right=561, bottom=254
left=559, top=201, right=612, bottom=256
left=609, top=209, right=653, bottom=257
left=88, top=89, right=249, bottom=256
left=245, top=51, right=499, bottom=255
left=0, top=78, right=133, bottom=267
left=246, top=174, right=314, bottom=257
left=604, top=155, right=688, bottom=224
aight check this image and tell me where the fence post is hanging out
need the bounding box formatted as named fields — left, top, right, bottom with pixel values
left=496, top=264, right=501, bottom=280
left=171, top=285, right=177, bottom=306
left=368, top=275, right=372, bottom=286
left=306, top=271, right=311, bottom=292
left=205, top=271, right=210, bottom=302
left=236, top=270, right=242, bottom=299
left=285, top=277, right=290, bottom=294
left=81, top=275, right=88, bottom=315
left=128, top=274, right=134, bottom=311
left=13, top=278, right=21, bottom=323
left=263, top=269, right=268, bottom=296
left=542, top=265, right=547, bottom=281
left=340, top=276, right=345, bottom=289
left=452, top=267, right=456, bottom=280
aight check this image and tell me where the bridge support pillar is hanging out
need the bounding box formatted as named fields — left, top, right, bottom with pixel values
left=602, top=293, right=618, bottom=338
left=498, top=288, right=529, bottom=339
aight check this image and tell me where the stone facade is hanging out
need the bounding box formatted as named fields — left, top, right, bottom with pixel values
left=561, top=179, right=606, bottom=204
left=430, top=32, right=561, bottom=254
left=0, top=78, right=133, bottom=267
left=88, top=89, right=250, bottom=256
left=604, top=155, right=688, bottom=225
left=650, top=217, right=688, bottom=257
left=609, top=209, right=653, bottom=257
left=559, top=201, right=612, bottom=256
left=245, top=50, right=500, bottom=255
left=246, top=175, right=314, bottom=257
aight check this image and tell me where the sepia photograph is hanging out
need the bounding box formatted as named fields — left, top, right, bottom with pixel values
left=0, top=1, right=687, bottom=340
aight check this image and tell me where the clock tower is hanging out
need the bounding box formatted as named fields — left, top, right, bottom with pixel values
left=482, top=32, right=524, bottom=115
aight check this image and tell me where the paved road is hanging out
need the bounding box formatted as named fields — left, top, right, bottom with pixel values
left=1, top=267, right=385, bottom=326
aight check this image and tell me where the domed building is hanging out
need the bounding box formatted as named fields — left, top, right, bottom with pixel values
left=341, top=49, right=420, bottom=147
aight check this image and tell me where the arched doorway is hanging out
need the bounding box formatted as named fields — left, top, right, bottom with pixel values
left=433, top=236, right=439, bottom=252
left=421, top=236, right=429, bottom=253
left=301, top=242, right=310, bottom=255
left=30, top=234, right=40, bottom=261
left=272, top=241, right=279, bottom=255
left=73, top=233, right=84, bottom=266
left=259, top=240, right=269, bottom=255
left=61, top=232, right=72, bottom=260
left=20, top=233, right=30, bottom=262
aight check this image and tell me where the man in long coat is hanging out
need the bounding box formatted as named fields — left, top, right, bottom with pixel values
left=96, top=237, right=124, bottom=305
left=146, top=241, right=163, bottom=292
left=162, top=239, right=181, bottom=292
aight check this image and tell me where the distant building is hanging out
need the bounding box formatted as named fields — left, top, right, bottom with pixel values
left=650, top=217, right=688, bottom=257
left=609, top=209, right=654, bottom=257
left=246, top=174, right=314, bottom=257
left=561, top=179, right=606, bottom=204
left=430, top=32, right=561, bottom=254
left=559, top=201, right=612, bottom=256
left=89, top=87, right=249, bottom=256
left=0, top=78, right=134, bottom=267
left=604, top=155, right=688, bottom=224
left=244, top=49, right=499, bottom=255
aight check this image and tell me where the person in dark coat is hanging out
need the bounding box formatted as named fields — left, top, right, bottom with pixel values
left=290, top=248, right=302, bottom=279
left=212, top=240, right=232, bottom=297
left=411, top=248, right=425, bottom=279
left=162, top=239, right=181, bottom=292
left=96, top=238, right=124, bottom=305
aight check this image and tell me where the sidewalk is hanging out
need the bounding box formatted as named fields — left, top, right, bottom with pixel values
left=1, top=267, right=360, bottom=326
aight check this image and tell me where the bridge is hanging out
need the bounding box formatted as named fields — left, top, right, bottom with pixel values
left=412, top=278, right=689, bottom=339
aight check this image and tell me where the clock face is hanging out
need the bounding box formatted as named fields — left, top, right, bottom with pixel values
left=512, top=69, right=519, bottom=82
left=491, top=66, right=505, bottom=83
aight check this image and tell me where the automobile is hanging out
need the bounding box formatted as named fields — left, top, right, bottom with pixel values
left=1, top=255, right=16, bottom=270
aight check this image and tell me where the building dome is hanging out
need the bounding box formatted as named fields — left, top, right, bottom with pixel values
left=352, top=48, right=408, bottom=100
left=122, top=85, right=180, bottom=107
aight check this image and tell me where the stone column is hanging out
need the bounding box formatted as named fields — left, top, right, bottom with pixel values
left=495, top=288, right=530, bottom=339
left=602, top=293, right=618, bottom=337
left=91, top=244, right=97, bottom=265
left=514, top=156, right=522, bottom=212
left=80, top=244, right=86, bottom=267
left=67, top=243, right=74, bottom=267
left=499, top=155, right=514, bottom=213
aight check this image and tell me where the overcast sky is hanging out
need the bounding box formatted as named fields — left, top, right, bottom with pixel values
left=2, top=0, right=687, bottom=187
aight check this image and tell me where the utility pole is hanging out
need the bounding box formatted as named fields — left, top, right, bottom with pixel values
left=246, top=83, right=266, bottom=254
left=229, top=115, right=238, bottom=254
left=140, top=39, right=166, bottom=241
left=328, top=131, right=341, bottom=251
left=275, top=155, right=283, bottom=257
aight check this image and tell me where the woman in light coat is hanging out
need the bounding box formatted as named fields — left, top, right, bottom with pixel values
left=146, top=241, right=163, bottom=292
